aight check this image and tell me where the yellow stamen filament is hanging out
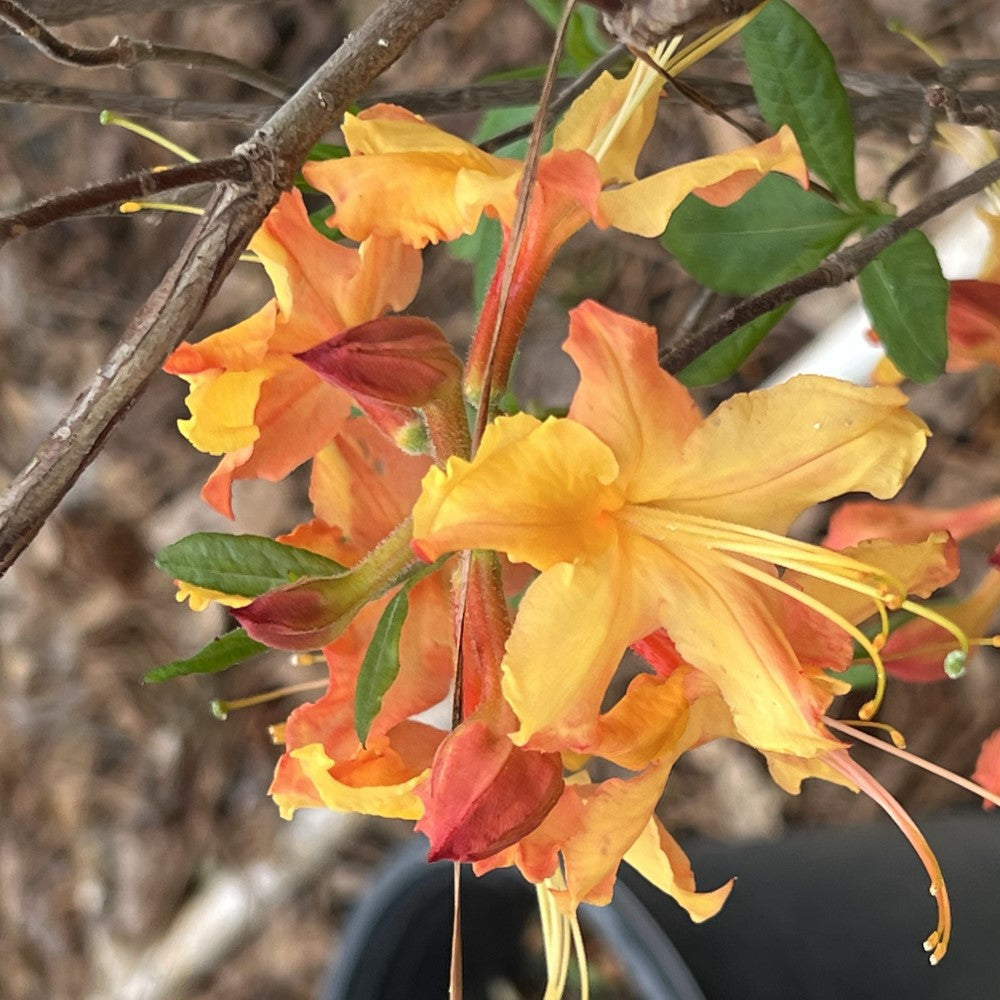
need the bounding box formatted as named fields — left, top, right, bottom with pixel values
left=100, top=110, right=199, bottom=162
left=588, top=38, right=680, bottom=165
left=587, top=6, right=767, bottom=178
left=828, top=749, right=951, bottom=965
left=666, top=6, right=767, bottom=76
left=118, top=201, right=261, bottom=263
left=619, top=505, right=971, bottom=719
left=211, top=679, right=327, bottom=719
left=536, top=871, right=589, bottom=1000
left=714, top=551, right=891, bottom=718
left=886, top=19, right=945, bottom=67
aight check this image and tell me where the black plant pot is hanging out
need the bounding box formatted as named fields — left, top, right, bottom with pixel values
left=322, top=810, right=1000, bottom=1000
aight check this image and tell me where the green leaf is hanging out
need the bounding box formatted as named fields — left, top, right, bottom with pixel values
left=307, top=205, right=342, bottom=241
left=156, top=533, right=346, bottom=598
left=742, top=0, right=860, bottom=208
left=144, top=628, right=268, bottom=684
left=522, top=0, right=608, bottom=71
left=678, top=305, right=790, bottom=387
left=354, top=587, right=411, bottom=746
left=353, top=556, right=449, bottom=744
left=564, top=5, right=609, bottom=70
left=664, top=175, right=860, bottom=296
left=306, top=142, right=348, bottom=162
left=450, top=215, right=503, bottom=312
left=857, top=230, right=948, bottom=383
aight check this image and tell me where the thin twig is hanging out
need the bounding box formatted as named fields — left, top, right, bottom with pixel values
left=0, top=78, right=274, bottom=123
left=0, top=158, right=250, bottom=244
left=659, top=155, right=1000, bottom=374
left=6, top=0, right=266, bottom=25
left=0, top=0, right=292, bottom=97
left=0, top=0, right=466, bottom=579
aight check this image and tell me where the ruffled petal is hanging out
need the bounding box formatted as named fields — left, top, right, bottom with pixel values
left=164, top=301, right=275, bottom=375
left=413, top=412, right=623, bottom=569
left=557, top=763, right=673, bottom=908
left=624, top=816, right=733, bottom=922
left=305, top=108, right=521, bottom=246
left=565, top=300, right=701, bottom=499
left=276, top=738, right=433, bottom=820
left=200, top=367, right=355, bottom=517
left=663, top=376, right=929, bottom=534
left=589, top=672, right=689, bottom=770
left=597, top=126, right=807, bottom=238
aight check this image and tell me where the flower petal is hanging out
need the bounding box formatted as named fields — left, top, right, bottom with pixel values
left=553, top=62, right=659, bottom=185
left=278, top=738, right=432, bottom=820
left=502, top=540, right=658, bottom=751
left=305, top=108, right=521, bottom=246
left=597, top=126, right=807, bottom=238
left=663, top=376, right=929, bottom=535
left=825, top=494, right=1000, bottom=549
left=565, top=300, right=701, bottom=499
left=413, top=412, right=622, bottom=569
left=624, top=816, right=733, bottom=922
left=648, top=544, right=841, bottom=758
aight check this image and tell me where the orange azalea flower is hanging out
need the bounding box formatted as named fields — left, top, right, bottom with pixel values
left=413, top=300, right=951, bottom=762
left=164, top=189, right=421, bottom=517
left=306, top=54, right=806, bottom=401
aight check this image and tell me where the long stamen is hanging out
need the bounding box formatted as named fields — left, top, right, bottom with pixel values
left=825, top=717, right=1000, bottom=809
left=537, top=879, right=573, bottom=999
left=631, top=506, right=911, bottom=585
left=210, top=679, right=327, bottom=719
left=620, top=505, right=971, bottom=717
left=665, top=5, right=767, bottom=76
left=100, top=110, right=199, bottom=163
left=827, top=749, right=951, bottom=964
left=588, top=38, right=680, bottom=165
left=714, top=551, right=891, bottom=717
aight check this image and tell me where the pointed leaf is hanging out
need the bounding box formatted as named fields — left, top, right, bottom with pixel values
left=354, top=557, right=448, bottom=744
left=144, top=628, right=268, bottom=684
left=156, top=533, right=345, bottom=598
left=664, top=174, right=860, bottom=295
left=742, top=0, right=860, bottom=208
left=858, top=230, right=948, bottom=383
left=354, top=587, right=411, bottom=746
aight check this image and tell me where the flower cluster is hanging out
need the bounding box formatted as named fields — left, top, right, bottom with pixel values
left=161, top=42, right=1000, bottom=976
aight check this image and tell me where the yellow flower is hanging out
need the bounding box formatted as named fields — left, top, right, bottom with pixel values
left=413, top=300, right=943, bottom=763
left=306, top=54, right=805, bottom=402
